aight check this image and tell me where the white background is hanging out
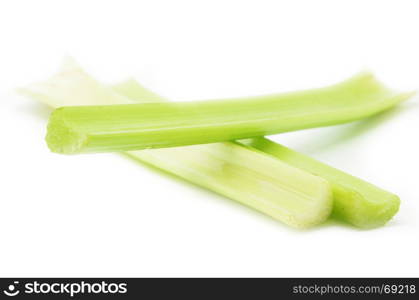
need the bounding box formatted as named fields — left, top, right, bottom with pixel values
left=0, top=0, right=418, bottom=277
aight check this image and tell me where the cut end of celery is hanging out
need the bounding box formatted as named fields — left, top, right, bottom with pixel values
left=46, top=108, right=88, bottom=154
left=289, top=180, right=333, bottom=229
left=332, top=188, right=400, bottom=229
left=268, top=176, right=333, bottom=229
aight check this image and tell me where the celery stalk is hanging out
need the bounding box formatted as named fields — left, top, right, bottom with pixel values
left=112, top=79, right=405, bottom=229
left=45, top=72, right=413, bottom=154
left=239, top=138, right=400, bottom=228
left=19, top=61, right=333, bottom=228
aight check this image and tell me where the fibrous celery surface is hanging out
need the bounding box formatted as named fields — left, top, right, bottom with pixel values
left=45, top=72, right=413, bottom=154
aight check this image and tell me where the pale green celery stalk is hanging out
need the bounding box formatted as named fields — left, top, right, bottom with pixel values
left=19, top=61, right=332, bottom=228
left=45, top=72, right=414, bottom=154
left=112, top=78, right=406, bottom=229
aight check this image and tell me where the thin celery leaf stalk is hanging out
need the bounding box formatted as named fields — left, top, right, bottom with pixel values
left=113, top=79, right=403, bottom=229
left=19, top=61, right=333, bottom=228
left=45, top=73, right=414, bottom=154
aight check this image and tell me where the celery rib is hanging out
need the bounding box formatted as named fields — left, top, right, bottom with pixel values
left=238, top=138, right=400, bottom=228
left=45, top=72, right=413, bottom=154
left=19, top=61, right=333, bottom=228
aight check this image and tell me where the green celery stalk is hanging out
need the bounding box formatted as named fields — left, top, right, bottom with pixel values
left=112, top=79, right=405, bottom=229
left=19, top=61, right=333, bottom=228
left=45, top=72, right=414, bottom=154
left=238, top=138, right=400, bottom=228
